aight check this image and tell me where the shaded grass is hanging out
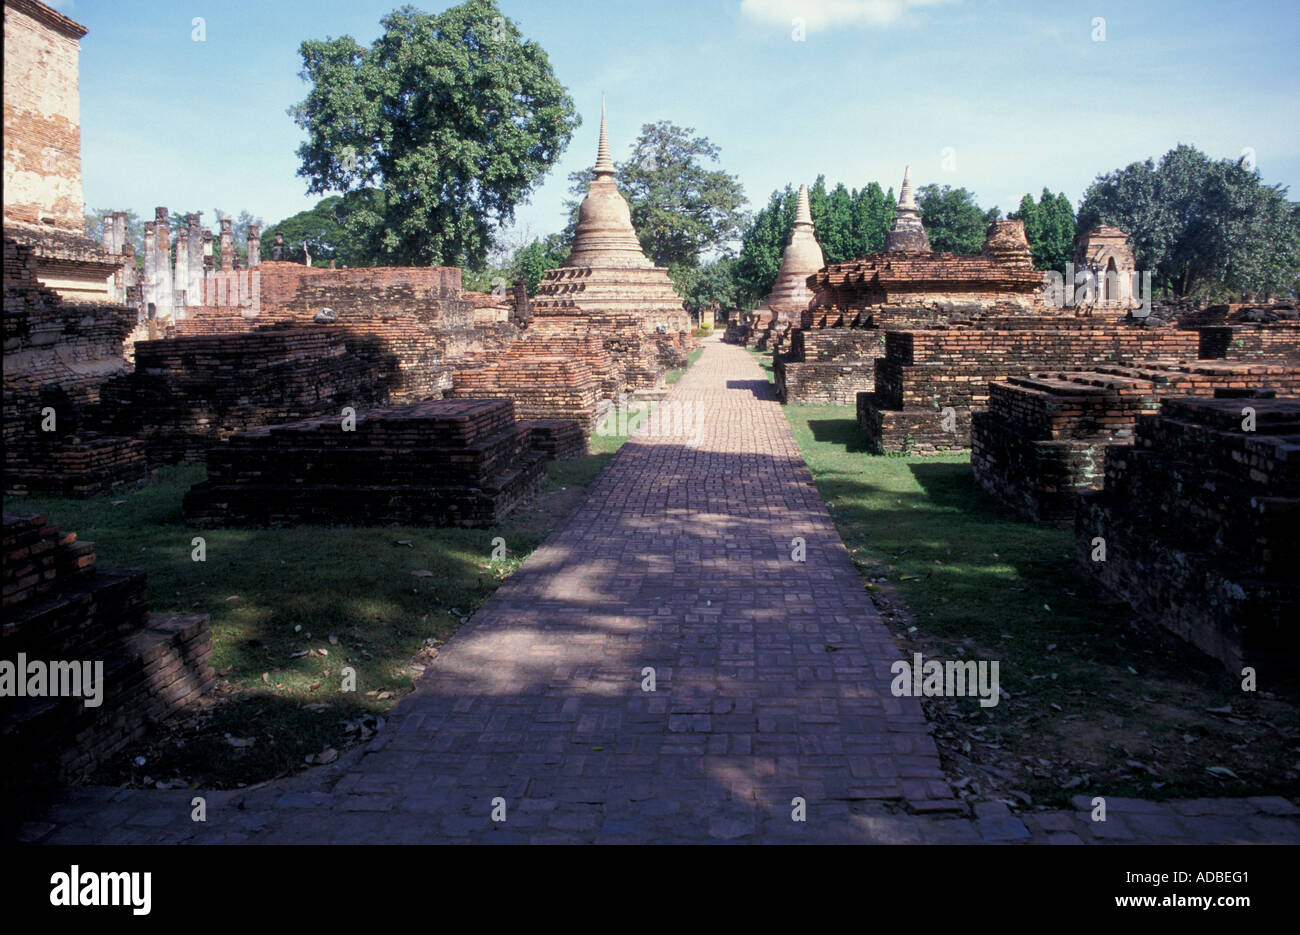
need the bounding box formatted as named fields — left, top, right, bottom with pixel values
left=5, top=449, right=617, bottom=789
left=780, top=400, right=1300, bottom=807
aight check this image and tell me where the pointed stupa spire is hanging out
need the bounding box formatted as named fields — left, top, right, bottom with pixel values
left=562, top=98, right=653, bottom=269
left=794, top=183, right=813, bottom=227
left=897, top=165, right=918, bottom=211
left=753, top=180, right=824, bottom=323
left=594, top=94, right=615, bottom=177
left=885, top=165, right=931, bottom=252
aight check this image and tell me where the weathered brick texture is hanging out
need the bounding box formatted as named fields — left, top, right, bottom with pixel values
left=182, top=399, right=546, bottom=528
left=1076, top=397, right=1300, bottom=675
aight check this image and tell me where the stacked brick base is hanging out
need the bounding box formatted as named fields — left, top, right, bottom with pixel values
left=972, top=361, right=1300, bottom=524
left=1076, top=398, right=1300, bottom=675
left=182, top=400, right=549, bottom=528
left=2, top=514, right=213, bottom=809
left=99, top=327, right=392, bottom=463
left=857, top=321, right=1201, bottom=452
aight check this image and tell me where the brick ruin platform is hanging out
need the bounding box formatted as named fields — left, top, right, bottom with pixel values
left=99, top=326, right=392, bottom=463
left=972, top=360, right=1300, bottom=524
left=2, top=513, right=213, bottom=810
left=176, top=261, right=521, bottom=401
left=1076, top=397, right=1300, bottom=675
left=777, top=214, right=1053, bottom=406
left=453, top=351, right=602, bottom=440
left=519, top=419, right=586, bottom=461
left=857, top=321, right=1201, bottom=452
left=182, top=399, right=548, bottom=528
left=4, top=237, right=152, bottom=496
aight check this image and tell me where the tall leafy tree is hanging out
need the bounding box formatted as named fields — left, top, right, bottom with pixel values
left=915, top=184, right=989, bottom=254
left=1079, top=144, right=1300, bottom=298
left=262, top=192, right=383, bottom=267
left=290, top=1, right=580, bottom=268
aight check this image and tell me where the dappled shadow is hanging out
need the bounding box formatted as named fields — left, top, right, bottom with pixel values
left=807, top=417, right=874, bottom=453
left=725, top=378, right=777, bottom=400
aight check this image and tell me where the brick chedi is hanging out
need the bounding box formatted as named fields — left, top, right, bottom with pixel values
left=748, top=183, right=825, bottom=351
left=182, top=399, right=547, bottom=528
left=529, top=101, right=693, bottom=390
left=972, top=360, right=1300, bottom=524
left=883, top=166, right=930, bottom=253
left=1077, top=397, right=1300, bottom=675
left=1, top=513, right=213, bottom=807
left=3, top=0, right=122, bottom=304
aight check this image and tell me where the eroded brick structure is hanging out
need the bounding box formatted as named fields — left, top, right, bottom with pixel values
left=3, top=237, right=152, bottom=496
left=98, top=327, right=393, bottom=464
left=1, top=513, right=213, bottom=806
left=857, top=321, right=1200, bottom=452
left=3, top=0, right=122, bottom=303
left=182, top=399, right=547, bottom=528
left=1077, top=396, right=1300, bottom=675
left=778, top=179, right=1049, bottom=406
left=972, top=361, right=1300, bottom=523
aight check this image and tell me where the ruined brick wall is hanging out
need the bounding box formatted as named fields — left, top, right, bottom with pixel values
left=972, top=362, right=1300, bottom=524
left=1077, top=397, right=1300, bottom=675
left=186, top=262, right=519, bottom=399
left=98, top=327, right=394, bottom=463
left=3, top=237, right=151, bottom=495
left=258, top=262, right=463, bottom=314
left=1197, top=323, right=1300, bottom=362
left=858, top=322, right=1201, bottom=452
left=2, top=0, right=87, bottom=229
left=2, top=513, right=214, bottom=804
left=182, top=399, right=546, bottom=528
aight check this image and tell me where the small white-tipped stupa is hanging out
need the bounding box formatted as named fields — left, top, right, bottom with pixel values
left=885, top=165, right=931, bottom=252
left=755, top=183, right=826, bottom=324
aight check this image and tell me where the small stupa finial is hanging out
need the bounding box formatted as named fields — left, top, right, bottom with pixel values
left=898, top=165, right=917, bottom=210
left=594, top=94, right=615, bottom=176
left=795, top=183, right=813, bottom=227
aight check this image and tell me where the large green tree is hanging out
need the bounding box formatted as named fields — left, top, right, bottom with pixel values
left=915, top=184, right=997, bottom=254
left=1078, top=144, right=1300, bottom=298
left=290, top=1, right=580, bottom=268
left=262, top=192, right=382, bottom=267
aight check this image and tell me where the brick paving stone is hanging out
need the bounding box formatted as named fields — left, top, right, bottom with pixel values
left=14, top=340, right=1300, bottom=845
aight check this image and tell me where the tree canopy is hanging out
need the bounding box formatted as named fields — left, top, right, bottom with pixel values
left=290, top=1, right=580, bottom=268
left=1078, top=144, right=1300, bottom=298
left=915, top=185, right=1000, bottom=255
left=262, top=192, right=384, bottom=267
left=732, top=178, right=897, bottom=307
left=1009, top=189, right=1076, bottom=270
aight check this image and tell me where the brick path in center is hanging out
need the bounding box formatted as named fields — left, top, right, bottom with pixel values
left=17, top=340, right=1300, bottom=844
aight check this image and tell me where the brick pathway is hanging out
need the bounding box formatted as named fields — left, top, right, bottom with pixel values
left=14, top=340, right=1300, bottom=844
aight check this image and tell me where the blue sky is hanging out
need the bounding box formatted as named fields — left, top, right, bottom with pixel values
left=62, top=0, right=1300, bottom=253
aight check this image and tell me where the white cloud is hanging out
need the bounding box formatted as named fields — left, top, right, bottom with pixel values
left=740, top=0, right=956, bottom=32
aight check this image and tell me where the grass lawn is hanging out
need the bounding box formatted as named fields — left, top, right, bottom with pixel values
left=5, top=447, right=620, bottom=790
left=779, top=396, right=1300, bottom=807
